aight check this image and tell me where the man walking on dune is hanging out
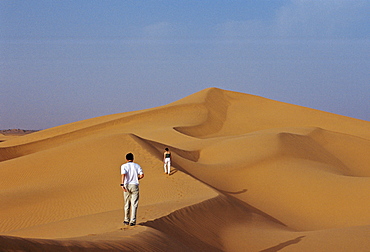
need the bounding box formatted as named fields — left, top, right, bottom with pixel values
left=120, top=152, right=144, bottom=226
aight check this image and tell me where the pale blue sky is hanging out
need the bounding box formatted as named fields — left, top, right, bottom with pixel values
left=1, top=0, right=369, bottom=129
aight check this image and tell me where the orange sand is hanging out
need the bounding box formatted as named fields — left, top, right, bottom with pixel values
left=1, top=88, right=369, bottom=251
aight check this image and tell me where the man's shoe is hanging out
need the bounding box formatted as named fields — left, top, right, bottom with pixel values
left=129, top=223, right=136, bottom=226
left=123, top=221, right=129, bottom=225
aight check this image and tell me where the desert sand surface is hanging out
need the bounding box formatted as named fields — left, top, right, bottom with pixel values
left=1, top=88, right=369, bottom=251
left=0, top=134, right=19, bottom=143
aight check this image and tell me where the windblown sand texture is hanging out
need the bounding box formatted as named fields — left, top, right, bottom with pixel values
left=1, top=88, right=369, bottom=251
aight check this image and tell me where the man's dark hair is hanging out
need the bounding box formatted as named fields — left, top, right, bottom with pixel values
left=126, top=152, right=134, bottom=161
left=165, top=148, right=169, bottom=151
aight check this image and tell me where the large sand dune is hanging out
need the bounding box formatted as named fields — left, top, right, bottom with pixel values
left=1, top=88, right=369, bottom=251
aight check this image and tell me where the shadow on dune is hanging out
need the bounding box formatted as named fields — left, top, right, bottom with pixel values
left=142, top=195, right=234, bottom=251
left=0, top=195, right=267, bottom=252
left=130, top=135, right=200, bottom=163
left=218, top=188, right=248, bottom=195
left=0, top=232, right=195, bottom=252
left=259, top=236, right=305, bottom=252
left=142, top=194, right=287, bottom=251
left=174, top=88, right=231, bottom=138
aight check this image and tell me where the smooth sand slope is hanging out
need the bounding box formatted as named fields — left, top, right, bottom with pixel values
left=1, top=88, right=369, bottom=251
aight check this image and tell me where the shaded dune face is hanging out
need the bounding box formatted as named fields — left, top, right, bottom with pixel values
left=1, top=88, right=369, bottom=251
left=175, top=88, right=230, bottom=138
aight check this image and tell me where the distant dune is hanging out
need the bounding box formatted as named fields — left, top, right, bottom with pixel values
left=1, top=88, right=369, bottom=251
left=0, top=129, right=38, bottom=136
left=0, top=129, right=38, bottom=143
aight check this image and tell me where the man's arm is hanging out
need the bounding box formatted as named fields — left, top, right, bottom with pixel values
left=138, top=174, right=144, bottom=180
left=121, top=174, right=127, bottom=191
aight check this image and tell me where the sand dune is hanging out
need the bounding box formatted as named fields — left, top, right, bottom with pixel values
left=1, top=88, right=369, bottom=251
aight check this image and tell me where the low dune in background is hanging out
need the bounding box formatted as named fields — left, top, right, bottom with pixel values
left=0, top=134, right=5, bottom=142
left=0, top=134, right=19, bottom=143
left=1, top=88, right=369, bottom=251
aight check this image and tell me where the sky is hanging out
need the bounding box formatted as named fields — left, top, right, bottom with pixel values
left=1, top=0, right=369, bottom=130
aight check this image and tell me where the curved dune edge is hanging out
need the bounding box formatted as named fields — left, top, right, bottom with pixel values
left=1, top=88, right=369, bottom=251
left=1, top=195, right=370, bottom=251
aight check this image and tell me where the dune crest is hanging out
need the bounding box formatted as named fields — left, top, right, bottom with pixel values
left=1, top=88, right=369, bottom=251
left=174, top=88, right=230, bottom=138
